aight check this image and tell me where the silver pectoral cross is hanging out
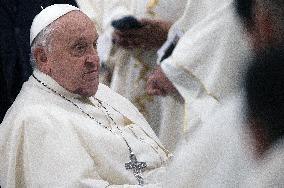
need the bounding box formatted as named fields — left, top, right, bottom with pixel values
left=125, top=152, right=147, bottom=186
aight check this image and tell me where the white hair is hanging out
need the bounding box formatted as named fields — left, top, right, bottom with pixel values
left=30, top=24, right=54, bottom=68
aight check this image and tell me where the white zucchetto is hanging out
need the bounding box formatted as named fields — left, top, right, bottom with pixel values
left=30, top=4, right=79, bottom=45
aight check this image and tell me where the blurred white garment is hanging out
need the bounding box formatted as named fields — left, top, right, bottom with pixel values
left=163, top=96, right=254, bottom=188
left=157, top=0, right=213, bottom=62
left=161, top=0, right=252, bottom=144
left=243, top=139, right=284, bottom=187
left=157, top=0, right=217, bottom=152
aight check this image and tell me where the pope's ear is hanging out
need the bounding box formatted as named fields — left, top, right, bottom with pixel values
left=33, top=47, right=50, bottom=72
left=33, top=48, right=47, bottom=63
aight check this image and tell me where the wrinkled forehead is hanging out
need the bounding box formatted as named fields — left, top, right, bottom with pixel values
left=50, top=11, right=97, bottom=42
left=53, top=11, right=96, bottom=32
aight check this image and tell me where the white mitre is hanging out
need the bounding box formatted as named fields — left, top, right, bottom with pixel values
left=30, top=4, right=79, bottom=45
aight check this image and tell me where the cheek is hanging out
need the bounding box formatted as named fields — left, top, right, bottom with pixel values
left=53, top=61, right=73, bottom=76
left=68, top=61, right=86, bottom=82
left=51, top=58, right=83, bottom=84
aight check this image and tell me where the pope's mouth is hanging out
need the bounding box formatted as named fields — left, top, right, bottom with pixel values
left=84, top=69, right=97, bottom=74
left=83, top=70, right=99, bottom=81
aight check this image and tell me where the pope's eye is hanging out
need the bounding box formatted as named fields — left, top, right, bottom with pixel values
left=93, top=41, right=97, bottom=48
left=75, top=45, right=85, bottom=52
left=71, top=43, right=87, bottom=56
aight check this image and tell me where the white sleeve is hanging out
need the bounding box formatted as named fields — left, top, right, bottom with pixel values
left=161, top=58, right=204, bottom=101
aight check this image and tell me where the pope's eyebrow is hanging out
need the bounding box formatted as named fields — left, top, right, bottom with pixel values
left=72, top=37, right=87, bottom=44
left=69, top=38, right=87, bottom=50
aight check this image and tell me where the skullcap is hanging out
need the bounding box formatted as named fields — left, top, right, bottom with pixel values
left=30, top=4, right=79, bottom=45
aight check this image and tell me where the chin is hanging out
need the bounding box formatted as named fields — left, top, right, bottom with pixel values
left=82, top=80, right=99, bottom=96
left=82, top=88, right=98, bottom=97
left=74, top=85, right=98, bottom=97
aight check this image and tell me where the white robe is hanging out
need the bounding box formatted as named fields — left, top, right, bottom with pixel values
left=157, top=0, right=212, bottom=62
left=0, top=70, right=170, bottom=188
left=76, top=0, right=187, bottom=135
left=243, top=140, right=284, bottom=187
left=157, top=0, right=214, bottom=152
left=163, top=96, right=254, bottom=187
left=160, top=0, right=252, bottom=140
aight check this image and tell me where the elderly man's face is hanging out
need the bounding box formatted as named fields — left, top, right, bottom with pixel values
left=46, top=11, right=99, bottom=97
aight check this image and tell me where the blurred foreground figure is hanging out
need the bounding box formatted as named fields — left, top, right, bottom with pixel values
left=148, top=0, right=256, bottom=186
left=243, top=46, right=284, bottom=187
left=235, top=0, right=284, bottom=51
left=163, top=0, right=284, bottom=186
left=236, top=0, right=284, bottom=186
left=0, top=4, right=170, bottom=187
left=148, top=0, right=252, bottom=150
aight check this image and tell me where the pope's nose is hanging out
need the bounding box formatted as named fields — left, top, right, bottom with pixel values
left=85, top=52, right=100, bottom=71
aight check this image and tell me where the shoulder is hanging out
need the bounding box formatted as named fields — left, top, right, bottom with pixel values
left=1, top=88, right=67, bottom=135
left=0, top=103, right=54, bottom=159
left=1, top=102, right=53, bottom=131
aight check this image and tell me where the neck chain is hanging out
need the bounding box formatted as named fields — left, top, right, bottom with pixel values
left=32, top=74, right=147, bottom=186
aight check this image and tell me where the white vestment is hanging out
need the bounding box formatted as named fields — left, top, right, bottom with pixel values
left=242, top=139, right=284, bottom=187
left=163, top=96, right=254, bottom=187
left=76, top=0, right=187, bottom=135
left=157, top=0, right=213, bottom=62
left=160, top=0, right=252, bottom=143
left=0, top=70, right=170, bottom=188
left=157, top=0, right=216, bottom=152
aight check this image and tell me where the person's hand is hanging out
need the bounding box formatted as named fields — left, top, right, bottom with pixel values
left=112, top=18, right=171, bottom=50
left=147, top=66, right=179, bottom=96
